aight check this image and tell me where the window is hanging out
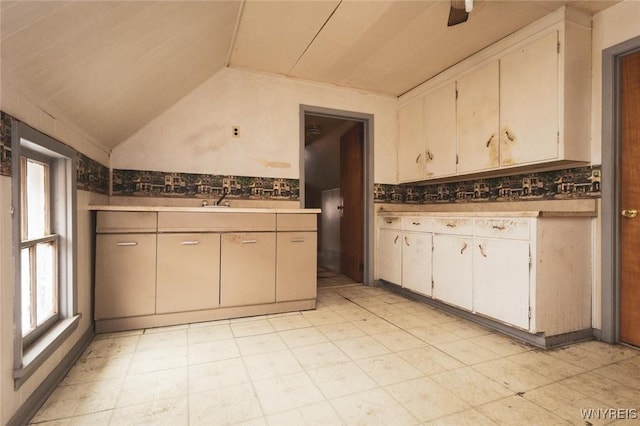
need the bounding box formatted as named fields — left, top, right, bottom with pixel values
left=12, top=121, right=78, bottom=386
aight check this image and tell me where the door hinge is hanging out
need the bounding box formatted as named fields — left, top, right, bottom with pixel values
left=455, top=89, right=459, bottom=100
left=528, top=306, right=532, bottom=319
left=431, top=278, right=434, bottom=290
left=10, top=205, right=15, bottom=217
left=557, top=131, right=560, bottom=144
left=557, top=41, right=561, bottom=54
left=456, top=154, right=459, bottom=165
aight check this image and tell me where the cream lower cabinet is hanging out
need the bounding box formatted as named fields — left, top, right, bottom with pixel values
left=473, top=236, right=531, bottom=330
left=156, top=233, right=221, bottom=314
left=95, top=233, right=157, bottom=320
left=276, top=232, right=317, bottom=302
left=431, top=218, right=474, bottom=311
left=220, top=232, right=276, bottom=307
left=401, top=217, right=433, bottom=296
left=377, top=217, right=402, bottom=285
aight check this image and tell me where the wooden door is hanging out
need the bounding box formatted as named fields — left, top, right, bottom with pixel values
left=340, top=122, right=364, bottom=282
left=620, top=50, right=640, bottom=347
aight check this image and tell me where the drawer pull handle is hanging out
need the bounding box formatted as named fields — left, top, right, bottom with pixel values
left=426, top=151, right=434, bottom=161
left=291, top=238, right=305, bottom=243
left=486, top=134, right=495, bottom=147
left=478, top=244, right=487, bottom=257
left=492, top=225, right=506, bottom=230
left=242, top=240, right=257, bottom=244
left=416, top=153, right=422, bottom=163
left=446, top=222, right=457, bottom=228
left=412, top=221, right=421, bottom=226
left=404, top=236, right=410, bottom=246
left=460, top=242, right=467, bottom=254
left=386, top=219, right=393, bottom=224
left=116, top=242, right=137, bottom=247
left=505, top=129, right=515, bottom=142
left=181, top=241, right=199, bottom=245
left=394, top=235, right=399, bottom=244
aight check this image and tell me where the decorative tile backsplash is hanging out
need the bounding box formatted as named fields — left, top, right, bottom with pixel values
left=113, top=169, right=300, bottom=201
left=0, top=110, right=110, bottom=194
left=374, top=166, right=602, bottom=204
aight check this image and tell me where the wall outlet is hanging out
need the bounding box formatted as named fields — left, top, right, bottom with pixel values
left=232, top=126, right=240, bottom=138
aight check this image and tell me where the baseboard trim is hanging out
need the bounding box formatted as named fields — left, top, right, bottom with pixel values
left=7, top=326, right=94, bottom=426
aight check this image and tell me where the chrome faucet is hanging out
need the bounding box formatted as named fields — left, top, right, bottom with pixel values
left=216, top=187, right=229, bottom=206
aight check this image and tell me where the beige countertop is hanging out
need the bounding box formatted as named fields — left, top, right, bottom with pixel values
left=89, top=205, right=321, bottom=214
left=377, top=210, right=596, bottom=218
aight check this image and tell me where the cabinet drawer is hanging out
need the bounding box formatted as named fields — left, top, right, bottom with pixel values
left=379, top=216, right=402, bottom=230
left=277, top=214, right=317, bottom=231
left=432, top=217, right=473, bottom=235
left=474, top=218, right=530, bottom=240
left=158, top=212, right=276, bottom=232
left=402, top=217, right=432, bottom=232
left=97, top=211, right=157, bottom=233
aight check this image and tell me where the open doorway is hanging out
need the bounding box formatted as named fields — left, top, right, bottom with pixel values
left=300, top=106, right=374, bottom=289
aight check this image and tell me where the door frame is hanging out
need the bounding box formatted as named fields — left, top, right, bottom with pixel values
left=299, top=105, right=374, bottom=285
left=601, top=35, right=640, bottom=343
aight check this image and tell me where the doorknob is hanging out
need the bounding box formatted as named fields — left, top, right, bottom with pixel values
left=622, top=209, right=638, bottom=218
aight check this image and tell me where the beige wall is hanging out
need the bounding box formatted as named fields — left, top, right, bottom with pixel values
left=111, top=67, right=399, bottom=184
left=0, top=88, right=108, bottom=424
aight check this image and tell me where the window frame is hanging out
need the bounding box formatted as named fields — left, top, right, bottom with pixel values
left=11, top=120, right=79, bottom=388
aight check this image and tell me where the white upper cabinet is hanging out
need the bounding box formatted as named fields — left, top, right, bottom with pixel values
left=424, top=82, right=457, bottom=179
left=456, top=61, right=500, bottom=173
left=397, top=99, right=425, bottom=183
left=500, top=31, right=559, bottom=167
left=395, top=7, right=591, bottom=184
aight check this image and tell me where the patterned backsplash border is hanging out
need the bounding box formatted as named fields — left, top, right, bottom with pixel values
left=374, top=165, right=601, bottom=204
left=113, top=169, right=300, bottom=201
left=0, top=111, right=110, bottom=194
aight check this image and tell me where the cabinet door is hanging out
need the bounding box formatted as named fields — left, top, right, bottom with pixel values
left=432, top=234, right=472, bottom=310
left=276, top=232, right=317, bottom=302
left=473, top=238, right=530, bottom=330
left=402, top=232, right=432, bottom=296
left=95, top=233, right=157, bottom=320
left=500, top=31, right=559, bottom=166
left=397, top=99, right=425, bottom=182
left=424, top=82, right=457, bottom=178
left=156, top=233, right=221, bottom=314
left=220, top=232, right=276, bottom=307
left=378, top=228, right=402, bottom=285
left=456, top=61, right=500, bottom=173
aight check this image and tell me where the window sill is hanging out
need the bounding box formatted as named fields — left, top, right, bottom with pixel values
left=14, top=314, right=81, bottom=389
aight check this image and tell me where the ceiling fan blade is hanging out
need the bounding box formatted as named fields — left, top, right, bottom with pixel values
left=448, top=0, right=469, bottom=27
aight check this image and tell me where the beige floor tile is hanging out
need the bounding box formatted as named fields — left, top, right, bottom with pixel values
left=188, top=358, right=250, bottom=393
left=81, top=335, right=140, bottom=359
left=559, top=371, right=640, bottom=408
left=469, top=332, right=533, bottom=357
left=591, top=359, right=640, bottom=389
left=334, top=335, right=391, bottom=360
left=291, top=342, right=350, bottom=370
left=473, top=358, right=552, bottom=393
left=356, top=353, right=423, bottom=386
left=371, top=330, right=427, bottom=352
left=396, top=346, right=465, bottom=375
left=301, top=309, right=346, bottom=326
left=93, top=330, right=143, bottom=340
left=406, top=325, right=462, bottom=345
left=110, top=396, right=188, bottom=425
left=507, top=350, right=585, bottom=381
left=278, top=327, right=328, bottom=349
left=265, top=401, right=344, bottom=425
left=136, top=329, right=188, bottom=352
left=332, top=307, right=377, bottom=322
left=29, top=410, right=113, bottom=425
left=253, top=372, right=325, bottom=415
left=433, top=339, right=503, bottom=365
left=425, top=408, right=498, bottom=425
left=143, top=324, right=189, bottom=334
left=188, top=318, right=230, bottom=328
left=268, top=313, right=313, bottom=331
left=186, top=323, right=233, bottom=345
left=236, top=332, right=287, bottom=356
left=307, top=361, right=377, bottom=399
left=187, top=338, right=239, bottom=365
left=116, top=367, right=187, bottom=408
left=383, top=313, right=432, bottom=329
left=242, top=349, right=303, bottom=381
left=576, top=340, right=639, bottom=363
left=438, top=320, right=493, bottom=339
left=230, top=319, right=276, bottom=338
left=386, top=377, right=470, bottom=422
left=547, top=342, right=636, bottom=371
left=316, top=322, right=367, bottom=341
left=522, top=382, right=608, bottom=425
left=414, top=309, right=460, bottom=325
left=477, top=395, right=569, bottom=425
left=189, top=383, right=263, bottom=425
left=431, top=367, right=513, bottom=406
left=330, top=388, right=420, bottom=425
left=352, top=317, right=400, bottom=335
left=61, top=354, right=131, bottom=385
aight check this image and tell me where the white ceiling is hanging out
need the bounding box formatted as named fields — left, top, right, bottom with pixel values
left=0, top=0, right=619, bottom=151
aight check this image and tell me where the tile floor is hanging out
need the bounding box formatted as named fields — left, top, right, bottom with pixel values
left=31, top=284, right=640, bottom=425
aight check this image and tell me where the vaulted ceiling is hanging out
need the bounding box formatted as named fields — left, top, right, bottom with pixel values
left=0, top=0, right=619, bottom=151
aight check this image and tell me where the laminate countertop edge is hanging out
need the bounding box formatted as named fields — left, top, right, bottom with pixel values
left=89, top=206, right=321, bottom=214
